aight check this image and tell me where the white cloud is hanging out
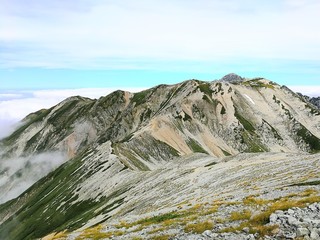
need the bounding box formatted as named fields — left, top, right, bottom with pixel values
left=0, top=151, right=67, bottom=204
left=0, top=93, right=23, bottom=99
left=288, top=86, right=320, bottom=97
left=0, top=87, right=146, bottom=139
left=1, top=0, right=320, bottom=69
left=0, top=119, right=20, bottom=140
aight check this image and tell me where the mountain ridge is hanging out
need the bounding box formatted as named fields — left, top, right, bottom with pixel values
left=0, top=76, right=320, bottom=239
left=2, top=77, right=320, bottom=161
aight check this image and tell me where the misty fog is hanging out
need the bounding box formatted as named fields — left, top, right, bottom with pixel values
left=0, top=151, right=67, bottom=204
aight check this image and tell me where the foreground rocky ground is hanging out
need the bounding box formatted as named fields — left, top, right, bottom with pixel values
left=43, top=152, right=320, bottom=240
left=172, top=202, right=320, bottom=240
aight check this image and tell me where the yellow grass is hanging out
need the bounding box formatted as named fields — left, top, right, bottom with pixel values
left=151, top=235, right=173, bottom=240
left=230, top=209, right=252, bottom=221
left=243, top=196, right=268, bottom=206
left=184, top=221, right=213, bottom=234
left=42, top=232, right=67, bottom=240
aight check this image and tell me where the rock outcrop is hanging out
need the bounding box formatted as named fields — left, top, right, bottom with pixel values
left=220, top=73, right=244, bottom=83
left=270, top=202, right=320, bottom=239
left=310, top=97, right=320, bottom=109
left=170, top=202, right=320, bottom=240
left=296, top=93, right=320, bottom=110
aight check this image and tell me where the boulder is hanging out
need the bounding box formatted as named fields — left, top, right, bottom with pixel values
left=297, top=228, right=310, bottom=237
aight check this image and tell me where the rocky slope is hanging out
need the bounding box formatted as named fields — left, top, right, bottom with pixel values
left=2, top=76, right=320, bottom=162
left=297, top=93, right=320, bottom=110
left=310, top=97, right=320, bottom=109
left=0, top=75, right=320, bottom=240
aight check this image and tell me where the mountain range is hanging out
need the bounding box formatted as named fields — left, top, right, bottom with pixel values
left=0, top=74, right=320, bottom=240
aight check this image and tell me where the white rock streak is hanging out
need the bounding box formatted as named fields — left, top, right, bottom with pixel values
left=244, top=94, right=255, bottom=105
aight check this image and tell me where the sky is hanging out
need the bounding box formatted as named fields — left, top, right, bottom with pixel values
left=1, top=0, right=320, bottom=137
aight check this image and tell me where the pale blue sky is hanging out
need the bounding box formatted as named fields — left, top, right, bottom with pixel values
left=1, top=0, right=320, bottom=136
left=1, top=0, right=320, bottom=90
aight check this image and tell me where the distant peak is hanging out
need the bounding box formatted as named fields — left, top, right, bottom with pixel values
left=220, top=73, right=243, bottom=83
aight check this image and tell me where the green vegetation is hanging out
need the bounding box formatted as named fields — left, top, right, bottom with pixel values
left=25, top=130, right=47, bottom=152
left=139, top=108, right=153, bottom=122
left=214, top=82, right=223, bottom=93
left=289, top=180, right=320, bottom=187
left=198, top=83, right=214, bottom=96
left=0, top=148, right=127, bottom=240
left=111, top=202, right=219, bottom=236
left=173, top=81, right=189, bottom=97
left=310, top=107, right=320, bottom=115
left=221, top=148, right=231, bottom=156
left=246, top=142, right=266, bottom=153
left=113, top=143, right=150, bottom=171
left=296, top=124, right=320, bottom=152
left=241, top=79, right=275, bottom=89
left=202, top=94, right=212, bottom=103
left=186, top=138, right=208, bottom=154
left=197, top=82, right=217, bottom=104
left=132, top=89, right=152, bottom=105
left=234, top=108, right=255, bottom=133
left=175, top=111, right=192, bottom=122
left=205, top=162, right=217, bottom=167
left=183, top=112, right=192, bottom=121
left=281, top=104, right=294, bottom=120
left=263, top=119, right=283, bottom=141
left=241, top=131, right=267, bottom=153
left=137, top=212, right=184, bottom=225
left=158, top=87, right=178, bottom=111
left=2, top=108, right=51, bottom=146
left=113, top=138, right=179, bottom=171
left=120, top=133, right=134, bottom=143
left=272, top=95, right=281, bottom=105
left=48, top=99, right=78, bottom=124
left=303, top=102, right=320, bottom=116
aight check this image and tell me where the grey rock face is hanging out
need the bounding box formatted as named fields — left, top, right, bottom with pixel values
left=296, top=92, right=320, bottom=109
left=220, top=73, right=244, bottom=83
left=310, top=97, right=320, bottom=109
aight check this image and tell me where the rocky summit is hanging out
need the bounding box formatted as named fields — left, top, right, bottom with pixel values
left=220, top=73, right=244, bottom=83
left=0, top=76, right=320, bottom=240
